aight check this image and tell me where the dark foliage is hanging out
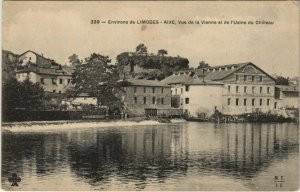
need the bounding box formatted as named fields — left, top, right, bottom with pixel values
left=275, top=76, right=289, bottom=85
left=116, top=44, right=189, bottom=80
left=2, top=77, right=44, bottom=121
left=70, top=53, right=129, bottom=108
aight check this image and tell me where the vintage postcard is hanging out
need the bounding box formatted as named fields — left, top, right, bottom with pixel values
left=1, top=1, right=299, bottom=191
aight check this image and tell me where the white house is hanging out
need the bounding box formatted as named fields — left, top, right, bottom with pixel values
left=162, top=71, right=225, bottom=117
left=15, top=50, right=73, bottom=94
left=162, top=62, right=276, bottom=117
left=275, top=85, right=299, bottom=109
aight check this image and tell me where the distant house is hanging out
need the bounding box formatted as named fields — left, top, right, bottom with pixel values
left=15, top=50, right=73, bottom=94
left=61, top=93, right=97, bottom=110
left=162, top=62, right=276, bottom=116
left=124, top=79, right=172, bottom=116
left=71, top=93, right=97, bottom=106
left=275, top=85, right=299, bottom=109
left=289, top=76, right=300, bottom=86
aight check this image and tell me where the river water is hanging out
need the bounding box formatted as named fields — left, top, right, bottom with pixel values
left=2, top=122, right=299, bottom=191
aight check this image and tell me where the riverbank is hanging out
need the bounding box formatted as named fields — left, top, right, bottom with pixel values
left=2, top=118, right=165, bottom=132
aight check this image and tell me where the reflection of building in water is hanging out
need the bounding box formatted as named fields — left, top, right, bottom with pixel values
left=66, top=126, right=189, bottom=185
left=2, top=133, right=70, bottom=178
left=164, top=122, right=298, bottom=179
left=2, top=123, right=298, bottom=189
left=223, top=123, right=298, bottom=176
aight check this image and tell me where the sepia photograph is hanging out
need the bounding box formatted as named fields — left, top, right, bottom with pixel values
left=1, top=1, right=299, bottom=191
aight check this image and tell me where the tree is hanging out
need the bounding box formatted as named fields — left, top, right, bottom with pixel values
left=71, top=53, right=128, bottom=108
left=68, top=54, right=81, bottom=66
left=197, top=61, right=209, bottom=69
left=2, top=77, right=44, bottom=120
left=157, top=49, right=168, bottom=56
left=135, top=43, right=148, bottom=55
left=275, top=76, right=289, bottom=85
left=116, top=44, right=189, bottom=79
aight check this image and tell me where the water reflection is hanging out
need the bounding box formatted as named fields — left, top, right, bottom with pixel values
left=2, top=123, right=298, bottom=190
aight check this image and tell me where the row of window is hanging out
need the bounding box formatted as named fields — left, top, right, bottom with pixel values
left=173, top=86, right=190, bottom=94
left=236, top=74, right=263, bottom=82
left=134, top=97, right=165, bottom=105
left=228, top=85, right=271, bottom=94
left=41, top=78, right=71, bottom=85
left=133, top=87, right=169, bottom=94
left=227, top=98, right=271, bottom=106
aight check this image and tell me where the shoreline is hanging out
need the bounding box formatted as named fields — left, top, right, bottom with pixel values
left=2, top=119, right=167, bottom=132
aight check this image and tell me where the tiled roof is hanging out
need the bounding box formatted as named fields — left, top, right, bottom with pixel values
left=127, top=79, right=171, bottom=87
left=161, top=73, right=223, bottom=85
left=276, top=85, right=299, bottom=92
left=15, top=66, right=72, bottom=76
left=201, top=63, right=249, bottom=81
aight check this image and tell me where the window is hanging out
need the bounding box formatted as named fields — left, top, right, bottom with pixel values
left=227, top=98, right=231, bottom=105
left=251, top=76, right=255, bottom=82
left=58, top=91, right=62, bottom=94
left=236, top=75, right=239, bottom=81
left=161, top=98, right=164, bottom=104
left=244, top=75, right=247, bottom=81
left=260, top=87, right=263, bottom=94
left=134, top=87, right=137, bottom=93
left=244, top=86, right=247, bottom=93
left=152, top=97, right=156, bottom=104
left=52, top=78, right=56, bottom=85
left=152, top=87, right=155, bottom=93
left=267, top=99, right=270, bottom=106
left=134, top=97, right=137, bottom=104
left=59, top=79, right=63, bottom=84
left=236, top=98, right=239, bottom=106
left=228, top=86, right=231, bottom=93
left=259, top=99, right=263, bottom=106
left=252, top=99, right=255, bottom=106
left=267, top=87, right=271, bottom=94
left=236, top=86, right=239, bottom=93
left=175, top=89, right=177, bottom=94
left=244, top=98, right=247, bottom=106
left=185, top=85, right=190, bottom=92
left=181, top=88, right=183, bottom=94
left=259, top=76, right=263, bottom=82
left=67, top=79, right=71, bottom=83
left=144, top=97, right=147, bottom=104
left=252, top=86, right=255, bottom=94
left=161, top=88, right=164, bottom=94
left=274, top=102, right=277, bottom=109
left=185, top=98, right=190, bottom=104
left=40, top=78, right=45, bottom=84
left=53, top=90, right=56, bottom=93
left=144, top=87, right=147, bottom=93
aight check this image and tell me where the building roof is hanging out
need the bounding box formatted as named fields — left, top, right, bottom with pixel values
left=162, top=62, right=275, bottom=86
left=161, top=73, right=223, bottom=85
left=192, top=62, right=275, bottom=82
left=127, top=79, right=171, bottom=87
left=201, top=63, right=249, bottom=81
left=276, top=85, right=299, bottom=92
left=62, top=65, right=75, bottom=74
left=77, top=93, right=96, bottom=97
left=19, top=50, right=62, bottom=68
left=15, top=65, right=72, bottom=76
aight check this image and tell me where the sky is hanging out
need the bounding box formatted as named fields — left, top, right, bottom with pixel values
left=3, top=1, right=299, bottom=77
